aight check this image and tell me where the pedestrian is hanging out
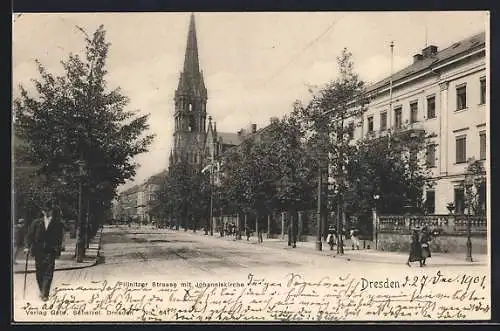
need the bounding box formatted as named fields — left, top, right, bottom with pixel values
left=246, top=225, right=251, bottom=241
left=327, top=226, right=336, bottom=251
left=14, top=219, right=27, bottom=264
left=406, top=229, right=422, bottom=267
left=287, top=223, right=292, bottom=246
left=258, top=227, right=263, bottom=243
left=350, top=228, right=361, bottom=250
left=23, top=201, right=64, bottom=301
left=420, top=226, right=432, bottom=266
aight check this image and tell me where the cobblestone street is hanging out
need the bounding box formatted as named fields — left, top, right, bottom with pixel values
left=13, top=224, right=488, bottom=305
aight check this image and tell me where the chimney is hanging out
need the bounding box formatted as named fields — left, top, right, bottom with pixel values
left=413, top=53, right=423, bottom=63
left=422, top=45, right=438, bottom=58
left=251, top=124, right=257, bottom=133
left=270, top=117, right=279, bottom=124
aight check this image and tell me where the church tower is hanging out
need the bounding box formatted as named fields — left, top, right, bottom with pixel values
left=171, top=13, right=208, bottom=169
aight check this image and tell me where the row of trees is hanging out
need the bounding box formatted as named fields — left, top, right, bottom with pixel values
left=14, top=26, right=154, bottom=259
left=157, top=49, right=435, bottom=237
left=157, top=161, right=211, bottom=232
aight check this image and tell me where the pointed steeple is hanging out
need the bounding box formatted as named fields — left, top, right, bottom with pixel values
left=171, top=13, right=208, bottom=168
left=176, top=13, right=207, bottom=100
left=183, top=13, right=200, bottom=76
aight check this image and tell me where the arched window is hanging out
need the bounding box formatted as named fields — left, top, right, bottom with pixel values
left=189, top=103, right=193, bottom=111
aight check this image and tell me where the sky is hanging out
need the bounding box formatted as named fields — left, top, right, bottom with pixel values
left=12, top=11, right=488, bottom=192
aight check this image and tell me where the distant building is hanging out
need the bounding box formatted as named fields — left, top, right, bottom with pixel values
left=117, top=185, right=140, bottom=222
left=137, top=172, right=164, bottom=223
left=348, top=32, right=487, bottom=214
left=117, top=170, right=165, bottom=223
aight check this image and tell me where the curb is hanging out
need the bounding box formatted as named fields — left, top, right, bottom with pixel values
left=334, top=255, right=488, bottom=266
left=13, top=258, right=98, bottom=275
left=178, top=229, right=487, bottom=266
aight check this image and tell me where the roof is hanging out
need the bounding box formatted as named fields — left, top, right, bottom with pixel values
left=217, top=132, right=242, bottom=146
left=366, top=31, right=485, bottom=94
left=121, top=185, right=140, bottom=196
left=146, top=170, right=167, bottom=185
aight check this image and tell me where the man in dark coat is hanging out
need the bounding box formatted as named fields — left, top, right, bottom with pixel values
left=24, top=201, right=64, bottom=301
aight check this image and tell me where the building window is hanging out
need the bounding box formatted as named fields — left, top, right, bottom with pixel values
left=427, top=96, right=436, bottom=119
left=426, top=144, right=436, bottom=168
left=480, top=77, right=486, bottom=105
left=394, top=107, right=402, bottom=129
left=410, top=101, right=418, bottom=123
left=455, top=135, right=467, bottom=164
left=479, top=131, right=486, bottom=160
left=456, top=85, right=467, bottom=110
left=367, top=116, right=374, bottom=132
left=454, top=187, right=465, bottom=214
left=380, top=111, right=387, bottom=131
left=425, top=190, right=435, bottom=214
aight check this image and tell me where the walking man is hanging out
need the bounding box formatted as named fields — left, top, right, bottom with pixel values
left=24, top=201, right=64, bottom=301
left=350, top=227, right=361, bottom=250
left=327, top=226, right=336, bottom=251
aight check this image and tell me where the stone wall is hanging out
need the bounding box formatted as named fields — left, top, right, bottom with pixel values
left=376, top=232, right=487, bottom=254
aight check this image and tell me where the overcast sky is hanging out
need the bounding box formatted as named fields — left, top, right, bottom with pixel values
left=12, top=11, right=488, bottom=191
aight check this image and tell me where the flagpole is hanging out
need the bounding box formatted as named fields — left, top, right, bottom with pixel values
left=388, top=41, right=394, bottom=148
left=209, top=162, right=214, bottom=236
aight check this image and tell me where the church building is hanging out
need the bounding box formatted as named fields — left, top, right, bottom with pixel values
left=169, top=14, right=247, bottom=172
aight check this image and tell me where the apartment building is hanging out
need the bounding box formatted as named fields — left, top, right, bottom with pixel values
left=350, top=32, right=487, bottom=214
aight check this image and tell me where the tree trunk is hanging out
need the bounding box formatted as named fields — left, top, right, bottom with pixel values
left=267, top=214, right=271, bottom=238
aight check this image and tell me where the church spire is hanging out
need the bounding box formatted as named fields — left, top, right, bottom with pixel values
left=183, top=13, right=200, bottom=76
left=176, top=13, right=206, bottom=99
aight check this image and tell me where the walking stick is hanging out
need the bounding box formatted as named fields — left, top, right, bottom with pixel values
left=23, top=247, right=30, bottom=300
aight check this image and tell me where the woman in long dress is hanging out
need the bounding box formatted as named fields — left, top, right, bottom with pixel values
left=407, top=230, right=422, bottom=267
left=420, top=227, right=432, bottom=266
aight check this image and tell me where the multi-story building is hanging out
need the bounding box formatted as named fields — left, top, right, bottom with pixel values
left=117, top=185, right=140, bottom=221
left=350, top=31, right=487, bottom=214
left=136, top=171, right=164, bottom=223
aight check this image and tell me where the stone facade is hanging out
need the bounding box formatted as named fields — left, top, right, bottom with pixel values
left=348, top=32, right=487, bottom=214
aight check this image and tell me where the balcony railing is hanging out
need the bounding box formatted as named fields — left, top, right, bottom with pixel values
left=378, top=214, right=487, bottom=236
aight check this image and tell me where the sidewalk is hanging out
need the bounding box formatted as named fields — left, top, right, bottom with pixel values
left=13, top=229, right=103, bottom=274
left=183, top=229, right=488, bottom=267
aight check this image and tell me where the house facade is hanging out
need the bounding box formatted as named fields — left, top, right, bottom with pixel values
left=350, top=32, right=487, bottom=215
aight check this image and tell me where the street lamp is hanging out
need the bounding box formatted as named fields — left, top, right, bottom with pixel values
left=373, top=194, right=380, bottom=250
left=334, top=186, right=343, bottom=254
left=464, top=178, right=473, bottom=262
left=209, top=167, right=214, bottom=237
left=315, top=164, right=323, bottom=251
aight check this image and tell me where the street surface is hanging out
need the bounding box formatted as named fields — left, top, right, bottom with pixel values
left=13, top=225, right=490, bottom=322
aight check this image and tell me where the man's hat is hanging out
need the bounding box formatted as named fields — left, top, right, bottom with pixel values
left=41, top=200, right=55, bottom=212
